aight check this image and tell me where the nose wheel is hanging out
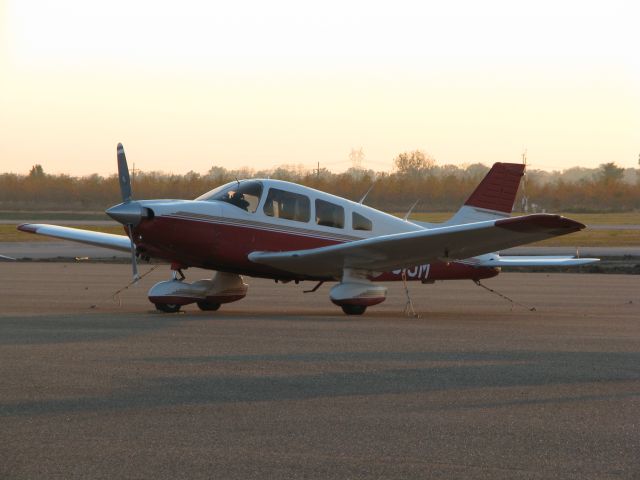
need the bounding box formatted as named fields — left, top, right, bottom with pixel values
left=154, top=303, right=181, bottom=313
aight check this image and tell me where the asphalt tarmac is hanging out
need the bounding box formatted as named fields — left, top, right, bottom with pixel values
left=1, top=264, right=639, bottom=479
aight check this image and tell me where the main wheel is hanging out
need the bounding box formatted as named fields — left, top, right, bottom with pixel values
left=197, top=300, right=221, bottom=311
left=155, top=303, right=181, bottom=313
left=341, top=304, right=367, bottom=315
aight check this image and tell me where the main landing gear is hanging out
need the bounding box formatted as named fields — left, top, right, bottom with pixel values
left=330, top=269, right=387, bottom=316
left=340, top=304, right=368, bottom=316
left=196, top=300, right=221, bottom=311
left=148, top=269, right=248, bottom=313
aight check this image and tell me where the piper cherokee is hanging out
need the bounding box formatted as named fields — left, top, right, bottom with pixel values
left=18, top=144, right=598, bottom=315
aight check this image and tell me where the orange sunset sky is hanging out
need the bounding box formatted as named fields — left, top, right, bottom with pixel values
left=1, top=0, right=639, bottom=176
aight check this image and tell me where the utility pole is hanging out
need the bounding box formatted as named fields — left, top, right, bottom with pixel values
left=349, top=147, right=364, bottom=170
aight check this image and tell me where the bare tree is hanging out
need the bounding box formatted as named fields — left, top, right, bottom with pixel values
left=394, top=150, right=435, bottom=175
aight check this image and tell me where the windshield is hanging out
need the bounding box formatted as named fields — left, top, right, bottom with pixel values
left=195, top=180, right=263, bottom=213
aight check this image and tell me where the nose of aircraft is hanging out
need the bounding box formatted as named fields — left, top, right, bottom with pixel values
left=106, top=201, right=148, bottom=226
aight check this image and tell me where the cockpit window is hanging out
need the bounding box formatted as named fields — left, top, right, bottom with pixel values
left=263, top=188, right=310, bottom=222
left=195, top=180, right=263, bottom=213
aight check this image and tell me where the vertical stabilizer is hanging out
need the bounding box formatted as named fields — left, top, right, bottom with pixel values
left=418, top=162, right=525, bottom=227
left=464, top=162, right=525, bottom=214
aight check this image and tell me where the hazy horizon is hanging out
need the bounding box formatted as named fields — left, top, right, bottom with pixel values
left=2, top=0, right=638, bottom=176
left=4, top=154, right=639, bottom=180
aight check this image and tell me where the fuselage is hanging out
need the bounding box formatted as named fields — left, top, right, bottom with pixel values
left=130, top=179, right=499, bottom=282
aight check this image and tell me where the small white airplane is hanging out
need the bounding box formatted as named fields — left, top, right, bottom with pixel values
left=18, top=144, right=598, bottom=315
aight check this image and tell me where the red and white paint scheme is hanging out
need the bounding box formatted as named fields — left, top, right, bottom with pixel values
left=18, top=144, right=598, bottom=315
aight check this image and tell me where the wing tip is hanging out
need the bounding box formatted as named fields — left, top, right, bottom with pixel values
left=17, top=223, right=38, bottom=234
left=496, top=214, right=585, bottom=232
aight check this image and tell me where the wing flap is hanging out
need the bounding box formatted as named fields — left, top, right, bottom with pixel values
left=249, top=214, right=586, bottom=278
left=17, top=224, right=132, bottom=253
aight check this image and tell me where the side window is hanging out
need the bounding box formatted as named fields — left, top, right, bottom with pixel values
left=316, top=199, right=344, bottom=229
left=263, top=188, right=310, bottom=222
left=352, top=212, right=373, bottom=231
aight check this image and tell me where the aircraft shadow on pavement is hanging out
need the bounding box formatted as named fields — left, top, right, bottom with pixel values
left=1, top=350, right=639, bottom=417
left=0, top=310, right=489, bottom=345
left=0, top=314, right=175, bottom=345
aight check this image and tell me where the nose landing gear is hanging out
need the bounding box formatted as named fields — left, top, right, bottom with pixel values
left=155, top=302, right=182, bottom=313
left=149, top=270, right=248, bottom=313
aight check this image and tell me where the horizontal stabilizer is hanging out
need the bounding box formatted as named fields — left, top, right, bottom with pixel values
left=17, top=224, right=131, bottom=253
left=469, top=254, right=599, bottom=267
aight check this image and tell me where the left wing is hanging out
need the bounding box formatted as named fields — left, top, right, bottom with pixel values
left=249, top=214, right=586, bottom=278
left=17, top=224, right=131, bottom=252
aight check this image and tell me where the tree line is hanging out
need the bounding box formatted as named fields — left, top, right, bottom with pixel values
left=1, top=152, right=638, bottom=212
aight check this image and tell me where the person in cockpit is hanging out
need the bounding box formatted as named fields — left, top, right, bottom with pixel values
left=228, top=191, right=250, bottom=211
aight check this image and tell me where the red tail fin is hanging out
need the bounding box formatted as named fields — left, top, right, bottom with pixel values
left=464, top=163, right=525, bottom=214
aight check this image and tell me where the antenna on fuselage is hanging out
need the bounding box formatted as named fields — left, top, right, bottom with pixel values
left=403, top=200, right=419, bottom=221
left=358, top=182, right=375, bottom=204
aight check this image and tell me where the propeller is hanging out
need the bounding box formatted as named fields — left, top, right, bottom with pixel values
left=111, top=143, right=139, bottom=282
left=126, top=227, right=140, bottom=283
left=117, top=143, right=132, bottom=203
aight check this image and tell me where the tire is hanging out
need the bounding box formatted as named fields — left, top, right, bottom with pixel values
left=155, top=303, right=181, bottom=313
left=197, top=300, right=221, bottom=311
left=341, top=304, right=367, bottom=315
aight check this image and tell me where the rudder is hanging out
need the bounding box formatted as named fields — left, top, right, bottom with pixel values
left=416, top=162, right=525, bottom=228
left=464, top=162, right=525, bottom=214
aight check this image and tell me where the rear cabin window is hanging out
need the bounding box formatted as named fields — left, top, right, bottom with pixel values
left=316, top=199, right=344, bottom=229
left=352, top=212, right=373, bottom=231
left=263, top=188, right=310, bottom=222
